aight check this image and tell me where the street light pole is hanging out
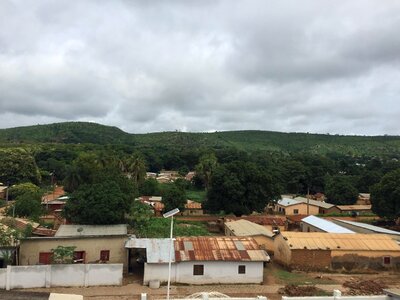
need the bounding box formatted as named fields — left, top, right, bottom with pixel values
left=163, top=208, right=180, bottom=300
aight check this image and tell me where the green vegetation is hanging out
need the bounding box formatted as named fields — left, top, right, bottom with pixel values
left=52, top=246, right=76, bottom=264
left=133, top=218, right=210, bottom=238
left=186, top=189, right=206, bottom=202
left=272, top=268, right=334, bottom=285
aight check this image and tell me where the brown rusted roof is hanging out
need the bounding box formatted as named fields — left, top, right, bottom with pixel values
left=280, top=232, right=400, bottom=251
left=185, top=200, right=202, bottom=209
left=174, top=236, right=270, bottom=262
left=41, top=186, right=66, bottom=203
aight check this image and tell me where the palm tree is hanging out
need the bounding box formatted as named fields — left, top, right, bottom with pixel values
left=196, top=153, right=218, bottom=191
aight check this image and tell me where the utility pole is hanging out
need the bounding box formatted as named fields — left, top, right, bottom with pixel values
left=307, top=186, right=310, bottom=215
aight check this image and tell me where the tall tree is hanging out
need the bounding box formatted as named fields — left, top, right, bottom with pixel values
left=195, top=153, right=218, bottom=191
left=162, top=184, right=186, bottom=213
left=370, top=169, right=400, bottom=222
left=325, top=175, right=358, bottom=205
left=120, top=153, right=146, bottom=187
left=205, top=161, right=281, bottom=216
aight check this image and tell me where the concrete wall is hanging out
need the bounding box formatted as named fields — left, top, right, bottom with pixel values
left=143, top=261, right=264, bottom=285
left=277, top=204, right=319, bottom=216
left=0, top=264, right=123, bottom=290
left=300, top=222, right=325, bottom=233
left=19, top=236, right=128, bottom=271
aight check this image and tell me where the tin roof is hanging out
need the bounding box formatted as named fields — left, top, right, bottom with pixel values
left=225, top=216, right=286, bottom=226
left=333, top=219, right=400, bottom=236
left=41, top=186, right=66, bottom=203
left=55, top=224, right=127, bottom=237
left=278, top=198, right=301, bottom=207
left=225, top=219, right=274, bottom=237
left=336, top=205, right=372, bottom=211
left=174, top=236, right=270, bottom=262
left=125, top=238, right=172, bottom=263
left=294, top=197, right=335, bottom=209
left=301, top=216, right=354, bottom=233
left=280, top=232, right=400, bottom=251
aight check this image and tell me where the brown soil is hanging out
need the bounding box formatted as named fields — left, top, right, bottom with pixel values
left=0, top=290, right=49, bottom=300
left=279, top=285, right=323, bottom=297
left=343, top=279, right=387, bottom=295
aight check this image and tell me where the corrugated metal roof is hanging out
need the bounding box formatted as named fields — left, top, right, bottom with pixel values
left=225, top=219, right=274, bottom=237
left=280, top=232, right=400, bottom=251
left=336, top=205, right=372, bottom=211
left=125, top=238, right=172, bottom=263
left=225, top=216, right=286, bottom=226
left=294, top=197, right=335, bottom=209
left=301, top=216, right=355, bottom=233
left=333, top=219, right=400, bottom=236
left=278, top=198, right=301, bottom=207
left=174, top=236, right=270, bottom=262
left=55, top=224, right=127, bottom=237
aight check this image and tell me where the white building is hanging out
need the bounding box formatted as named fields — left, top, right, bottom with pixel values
left=125, top=236, right=270, bottom=285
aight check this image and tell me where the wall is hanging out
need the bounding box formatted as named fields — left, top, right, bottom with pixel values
left=0, top=264, right=123, bottom=290
left=19, top=236, right=128, bottom=271
left=252, top=235, right=275, bottom=255
left=300, top=222, right=325, bottom=233
left=290, top=250, right=332, bottom=270
left=278, top=204, right=319, bottom=216
left=143, top=261, right=264, bottom=285
left=331, top=251, right=400, bottom=271
left=273, top=234, right=292, bottom=266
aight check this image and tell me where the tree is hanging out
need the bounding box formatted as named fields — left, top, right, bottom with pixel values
left=120, top=153, right=146, bottom=187
left=139, top=178, right=160, bottom=196
left=63, top=168, right=136, bottom=225
left=128, top=201, right=153, bottom=231
left=10, top=191, right=43, bottom=220
left=0, top=148, right=41, bottom=185
left=162, top=184, right=186, bottom=213
left=205, top=161, right=281, bottom=216
left=52, top=246, right=76, bottom=264
left=370, top=169, right=400, bottom=221
left=325, top=176, right=358, bottom=205
left=8, top=183, right=40, bottom=200
left=195, top=153, right=218, bottom=191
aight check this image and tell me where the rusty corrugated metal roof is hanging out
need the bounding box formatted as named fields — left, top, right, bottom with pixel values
left=174, top=236, right=270, bottom=262
left=281, top=232, right=400, bottom=251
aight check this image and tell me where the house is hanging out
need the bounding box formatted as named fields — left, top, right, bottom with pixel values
left=224, top=219, right=275, bottom=254
left=275, top=197, right=335, bottom=216
left=357, top=193, right=371, bottom=205
left=41, top=186, right=66, bottom=204
left=0, top=217, right=56, bottom=237
left=331, top=219, right=400, bottom=241
left=327, top=205, right=373, bottom=215
left=0, top=186, right=7, bottom=199
left=185, top=171, right=196, bottom=182
left=125, top=236, right=270, bottom=285
left=300, top=216, right=355, bottom=233
left=274, top=232, right=400, bottom=271
left=19, top=224, right=129, bottom=271
left=182, top=200, right=203, bottom=216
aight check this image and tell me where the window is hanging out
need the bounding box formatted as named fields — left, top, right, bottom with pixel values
left=383, top=256, right=391, bottom=265
left=238, top=265, right=246, bottom=274
left=100, top=250, right=110, bottom=261
left=193, top=264, right=204, bottom=275
left=73, top=251, right=86, bottom=263
left=293, top=209, right=299, bottom=215
left=39, top=252, right=53, bottom=265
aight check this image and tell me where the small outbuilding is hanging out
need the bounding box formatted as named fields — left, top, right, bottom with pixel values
left=274, top=232, right=400, bottom=271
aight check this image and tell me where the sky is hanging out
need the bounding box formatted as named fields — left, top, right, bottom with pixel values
left=0, top=0, right=399, bottom=135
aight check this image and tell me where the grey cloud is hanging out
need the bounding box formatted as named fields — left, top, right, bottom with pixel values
left=0, top=0, right=399, bottom=135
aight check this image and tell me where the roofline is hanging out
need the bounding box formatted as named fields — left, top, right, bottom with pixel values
left=22, top=234, right=128, bottom=240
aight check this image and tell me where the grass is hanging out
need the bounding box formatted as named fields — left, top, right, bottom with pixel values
left=186, top=189, right=206, bottom=202
left=271, top=266, right=335, bottom=285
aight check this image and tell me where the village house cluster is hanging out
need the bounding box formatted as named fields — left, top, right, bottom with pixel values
left=1, top=182, right=400, bottom=290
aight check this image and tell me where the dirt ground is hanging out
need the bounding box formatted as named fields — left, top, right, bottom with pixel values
left=7, top=263, right=400, bottom=300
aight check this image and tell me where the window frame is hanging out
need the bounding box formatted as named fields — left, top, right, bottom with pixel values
left=238, top=265, right=246, bottom=274
left=100, top=250, right=110, bottom=261
left=193, top=264, right=204, bottom=276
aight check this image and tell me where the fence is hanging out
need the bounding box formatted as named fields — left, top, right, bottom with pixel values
left=0, top=263, right=123, bottom=290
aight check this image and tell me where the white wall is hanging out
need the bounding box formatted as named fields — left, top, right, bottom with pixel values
left=1, top=264, right=123, bottom=290
left=143, top=261, right=264, bottom=285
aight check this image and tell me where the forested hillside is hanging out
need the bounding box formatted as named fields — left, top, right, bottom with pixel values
left=1, top=122, right=400, bottom=156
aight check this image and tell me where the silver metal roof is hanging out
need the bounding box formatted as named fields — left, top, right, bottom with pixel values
left=294, top=197, right=335, bottom=209
left=125, top=238, right=173, bottom=263
left=55, top=224, right=127, bottom=237
left=301, top=216, right=354, bottom=233
left=333, top=219, right=400, bottom=235
left=277, top=198, right=301, bottom=207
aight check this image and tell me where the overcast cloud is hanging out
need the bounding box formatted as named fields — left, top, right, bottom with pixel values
left=0, top=0, right=399, bottom=135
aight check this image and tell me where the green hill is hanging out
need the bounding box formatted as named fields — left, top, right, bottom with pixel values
left=0, top=122, right=400, bottom=156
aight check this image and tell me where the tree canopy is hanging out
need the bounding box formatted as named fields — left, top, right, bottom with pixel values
left=205, top=161, right=281, bottom=216
left=325, top=175, right=358, bottom=205
left=162, top=183, right=186, bottom=213
left=371, top=169, right=400, bottom=221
